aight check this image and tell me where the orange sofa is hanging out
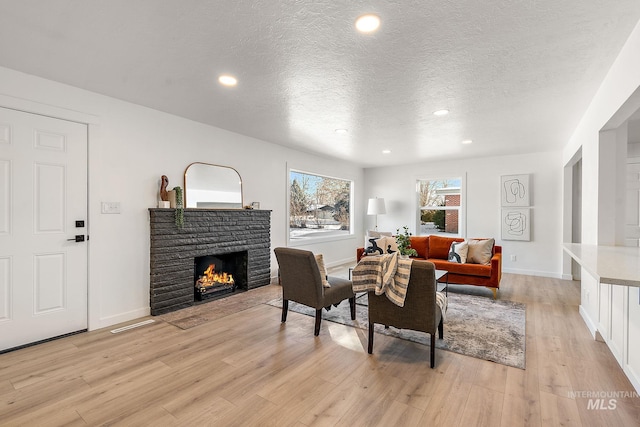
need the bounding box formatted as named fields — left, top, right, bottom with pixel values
left=357, top=235, right=502, bottom=298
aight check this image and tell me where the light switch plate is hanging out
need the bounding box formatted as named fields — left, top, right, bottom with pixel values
left=101, top=202, right=121, bottom=214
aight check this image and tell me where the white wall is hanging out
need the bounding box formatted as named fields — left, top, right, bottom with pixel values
left=0, top=66, right=363, bottom=330
left=563, top=19, right=640, bottom=245
left=363, top=150, right=564, bottom=277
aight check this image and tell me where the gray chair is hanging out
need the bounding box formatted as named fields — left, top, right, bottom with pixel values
left=274, top=247, right=356, bottom=336
left=367, top=260, right=444, bottom=368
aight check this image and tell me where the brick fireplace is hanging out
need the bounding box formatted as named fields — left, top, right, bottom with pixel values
left=149, top=208, right=271, bottom=315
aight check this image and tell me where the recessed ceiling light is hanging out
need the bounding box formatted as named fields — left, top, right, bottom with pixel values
left=355, top=14, right=381, bottom=33
left=382, top=149, right=391, bottom=154
left=462, top=139, right=473, bottom=145
left=433, top=109, right=449, bottom=116
left=218, top=74, right=238, bottom=87
left=335, top=129, right=348, bottom=134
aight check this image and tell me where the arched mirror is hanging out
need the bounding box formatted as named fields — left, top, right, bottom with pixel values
left=184, top=162, right=243, bottom=208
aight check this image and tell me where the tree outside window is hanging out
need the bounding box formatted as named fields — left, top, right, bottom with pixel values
left=289, top=170, right=352, bottom=240
left=418, top=178, right=462, bottom=236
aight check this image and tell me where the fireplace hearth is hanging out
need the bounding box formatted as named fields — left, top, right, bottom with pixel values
left=149, top=209, right=271, bottom=315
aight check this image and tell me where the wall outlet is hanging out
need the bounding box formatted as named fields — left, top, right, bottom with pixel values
left=101, top=202, right=121, bottom=214
left=510, top=254, right=517, bottom=261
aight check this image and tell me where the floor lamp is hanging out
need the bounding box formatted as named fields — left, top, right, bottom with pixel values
left=367, top=198, right=386, bottom=230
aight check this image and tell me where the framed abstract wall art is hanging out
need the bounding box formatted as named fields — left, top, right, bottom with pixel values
left=501, top=208, right=531, bottom=241
left=501, top=174, right=530, bottom=207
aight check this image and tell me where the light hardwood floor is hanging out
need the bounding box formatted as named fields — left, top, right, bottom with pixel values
left=1, top=271, right=639, bottom=426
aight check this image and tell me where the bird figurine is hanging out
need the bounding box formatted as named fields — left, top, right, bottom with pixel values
left=160, top=175, right=169, bottom=201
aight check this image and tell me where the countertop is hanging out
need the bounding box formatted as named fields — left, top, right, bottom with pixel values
left=563, top=243, right=640, bottom=287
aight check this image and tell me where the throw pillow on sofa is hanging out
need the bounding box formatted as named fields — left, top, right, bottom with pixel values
left=467, top=238, right=495, bottom=265
left=448, top=241, right=468, bottom=263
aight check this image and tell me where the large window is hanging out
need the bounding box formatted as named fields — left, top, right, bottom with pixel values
left=289, top=170, right=353, bottom=241
left=417, top=177, right=462, bottom=236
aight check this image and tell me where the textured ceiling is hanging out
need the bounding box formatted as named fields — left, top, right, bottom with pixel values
left=1, top=1, right=639, bottom=167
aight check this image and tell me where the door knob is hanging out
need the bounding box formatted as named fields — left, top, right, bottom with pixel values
left=67, top=235, right=85, bottom=242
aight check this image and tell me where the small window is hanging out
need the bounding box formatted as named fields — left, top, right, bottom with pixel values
left=418, top=178, right=462, bottom=236
left=289, top=170, right=353, bottom=241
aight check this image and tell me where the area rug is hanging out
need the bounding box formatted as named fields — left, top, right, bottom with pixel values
left=266, top=293, right=526, bottom=369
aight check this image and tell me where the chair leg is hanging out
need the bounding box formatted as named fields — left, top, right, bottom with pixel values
left=430, top=334, right=436, bottom=368
left=349, top=296, right=356, bottom=320
left=281, top=299, right=289, bottom=322
left=314, top=309, right=322, bottom=336
left=368, top=323, right=374, bottom=354
left=438, top=318, right=444, bottom=339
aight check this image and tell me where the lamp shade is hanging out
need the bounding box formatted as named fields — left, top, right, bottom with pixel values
left=367, top=198, right=386, bottom=215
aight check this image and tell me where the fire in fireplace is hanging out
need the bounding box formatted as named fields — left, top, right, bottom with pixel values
left=194, top=251, right=248, bottom=301
left=195, top=263, right=236, bottom=298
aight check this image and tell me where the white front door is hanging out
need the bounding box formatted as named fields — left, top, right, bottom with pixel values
left=0, top=107, right=88, bottom=351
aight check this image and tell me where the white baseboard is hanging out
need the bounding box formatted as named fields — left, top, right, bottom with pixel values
left=607, top=338, right=625, bottom=368
left=624, top=364, right=640, bottom=395
left=579, top=304, right=598, bottom=339
left=90, top=307, right=150, bottom=331
left=502, top=268, right=563, bottom=279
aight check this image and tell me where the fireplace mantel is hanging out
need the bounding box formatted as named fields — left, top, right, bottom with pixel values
left=149, top=208, right=271, bottom=315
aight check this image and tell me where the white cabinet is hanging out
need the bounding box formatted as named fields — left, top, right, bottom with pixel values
left=609, top=284, right=627, bottom=365
left=627, top=287, right=640, bottom=392
left=598, top=282, right=610, bottom=341
left=601, top=282, right=640, bottom=393
left=597, top=282, right=626, bottom=367
left=580, top=268, right=599, bottom=337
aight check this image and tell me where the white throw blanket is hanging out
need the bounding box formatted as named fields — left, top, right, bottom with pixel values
left=352, top=252, right=412, bottom=307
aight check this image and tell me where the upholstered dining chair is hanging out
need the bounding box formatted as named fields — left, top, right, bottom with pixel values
left=367, top=260, right=444, bottom=368
left=274, top=247, right=356, bottom=336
